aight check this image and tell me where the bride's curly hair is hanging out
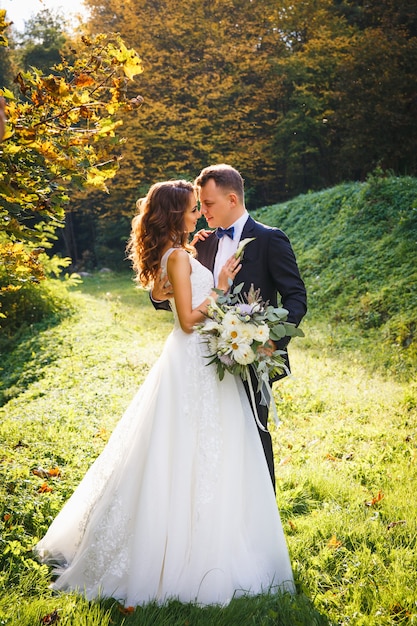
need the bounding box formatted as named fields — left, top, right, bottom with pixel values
left=127, top=180, right=195, bottom=287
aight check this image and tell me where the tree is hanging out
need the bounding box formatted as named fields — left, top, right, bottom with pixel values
left=0, top=21, right=143, bottom=325
left=17, top=9, right=67, bottom=74
left=0, top=10, right=13, bottom=88
left=83, top=0, right=289, bottom=206
left=331, top=26, right=417, bottom=179
left=333, top=0, right=417, bottom=36
left=269, top=0, right=417, bottom=189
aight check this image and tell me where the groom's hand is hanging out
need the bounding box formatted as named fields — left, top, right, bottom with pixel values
left=257, top=339, right=276, bottom=358
left=191, top=228, right=213, bottom=246
left=151, top=268, right=174, bottom=301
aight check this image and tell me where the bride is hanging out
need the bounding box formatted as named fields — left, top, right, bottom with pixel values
left=35, top=179, right=295, bottom=607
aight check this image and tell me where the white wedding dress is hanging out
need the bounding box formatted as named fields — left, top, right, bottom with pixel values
left=35, top=249, right=294, bottom=606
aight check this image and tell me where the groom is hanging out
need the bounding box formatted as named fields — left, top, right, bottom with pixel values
left=153, top=164, right=307, bottom=489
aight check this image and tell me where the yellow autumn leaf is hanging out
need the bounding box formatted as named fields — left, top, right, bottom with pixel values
left=96, top=118, right=123, bottom=137
left=72, top=90, right=91, bottom=105
left=2, top=128, right=13, bottom=140
left=2, top=143, right=22, bottom=154
left=58, top=80, right=70, bottom=97
left=37, top=140, right=59, bottom=159
left=108, top=42, right=143, bottom=80
left=0, top=87, right=15, bottom=100
left=123, top=51, right=143, bottom=80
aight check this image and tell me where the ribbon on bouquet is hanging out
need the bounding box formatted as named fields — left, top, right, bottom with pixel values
left=245, top=366, right=283, bottom=431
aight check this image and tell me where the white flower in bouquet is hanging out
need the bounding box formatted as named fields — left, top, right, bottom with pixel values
left=207, top=334, right=220, bottom=355
left=221, top=324, right=242, bottom=345
left=252, top=322, right=270, bottom=343
left=231, top=342, right=257, bottom=365
left=238, top=321, right=257, bottom=343
left=222, top=310, right=241, bottom=331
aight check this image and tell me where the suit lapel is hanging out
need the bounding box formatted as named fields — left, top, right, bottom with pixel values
left=196, top=232, right=218, bottom=272
left=241, top=215, right=256, bottom=240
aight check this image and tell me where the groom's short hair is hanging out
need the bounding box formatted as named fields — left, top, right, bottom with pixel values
left=195, top=164, right=244, bottom=202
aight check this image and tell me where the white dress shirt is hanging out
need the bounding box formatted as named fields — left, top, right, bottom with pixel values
left=213, top=213, right=249, bottom=286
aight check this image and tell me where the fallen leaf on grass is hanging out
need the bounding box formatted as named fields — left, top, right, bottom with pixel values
left=118, top=605, right=135, bottom=614
left=387, top=520, right=406, bottom=530
left=40, top=609, right=60, bottom=624
left=47, top=467, right=61, bottom=477
left=288, top=520, right=297, bottom=531
left=38, top=483, right=53, bottom=493
left=32, top=467, right=49, bottom=479
left=95, top=427, right=109, bottom=440
left=325, top=453, right=338, bottom=461
left=32, top=467, right=61, bottom=478
left=327, top=534, right=342, bottom=549
left=365, top=491, right=384, bottom=507
left=390, top=603, right=411, bottom=619
left=278, top=456, right=291, bottom=466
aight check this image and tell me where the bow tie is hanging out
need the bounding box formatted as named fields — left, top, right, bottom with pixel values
left=216, top=226, right=235, bottom=240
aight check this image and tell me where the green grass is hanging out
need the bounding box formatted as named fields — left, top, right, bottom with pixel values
left=272, top=325, right=417, bottom=624
left=1, top=272, right=416, bottom=625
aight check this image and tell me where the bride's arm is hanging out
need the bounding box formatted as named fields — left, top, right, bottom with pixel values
left=167, top=249, right=240, bottom=334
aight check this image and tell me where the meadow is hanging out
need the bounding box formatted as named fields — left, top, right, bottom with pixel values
left=1, top=270, right=416, bottom=626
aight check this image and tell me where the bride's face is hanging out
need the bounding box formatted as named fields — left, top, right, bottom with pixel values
left=183, top=193, right=200, bottom=234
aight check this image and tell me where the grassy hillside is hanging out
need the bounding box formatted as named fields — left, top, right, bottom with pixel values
left=253, top=173, right=417, bottom=379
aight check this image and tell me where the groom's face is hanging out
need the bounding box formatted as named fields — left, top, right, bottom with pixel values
left=199, top=179, right=235, bottom=229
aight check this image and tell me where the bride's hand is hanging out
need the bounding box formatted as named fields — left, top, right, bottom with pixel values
left=217, top=255, right=242, bottom=292
left=191, top=228, right=212, bottom=246
left=151, top=268, right=174, bottom=301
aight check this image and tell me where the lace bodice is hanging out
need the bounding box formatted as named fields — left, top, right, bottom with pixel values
left=160, top=248, right=214, bottom=328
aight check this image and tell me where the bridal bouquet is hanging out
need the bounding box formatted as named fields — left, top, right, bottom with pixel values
left=195, top=282, right=304, bottom=385
left=195, top=280, right=304, bottom=428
